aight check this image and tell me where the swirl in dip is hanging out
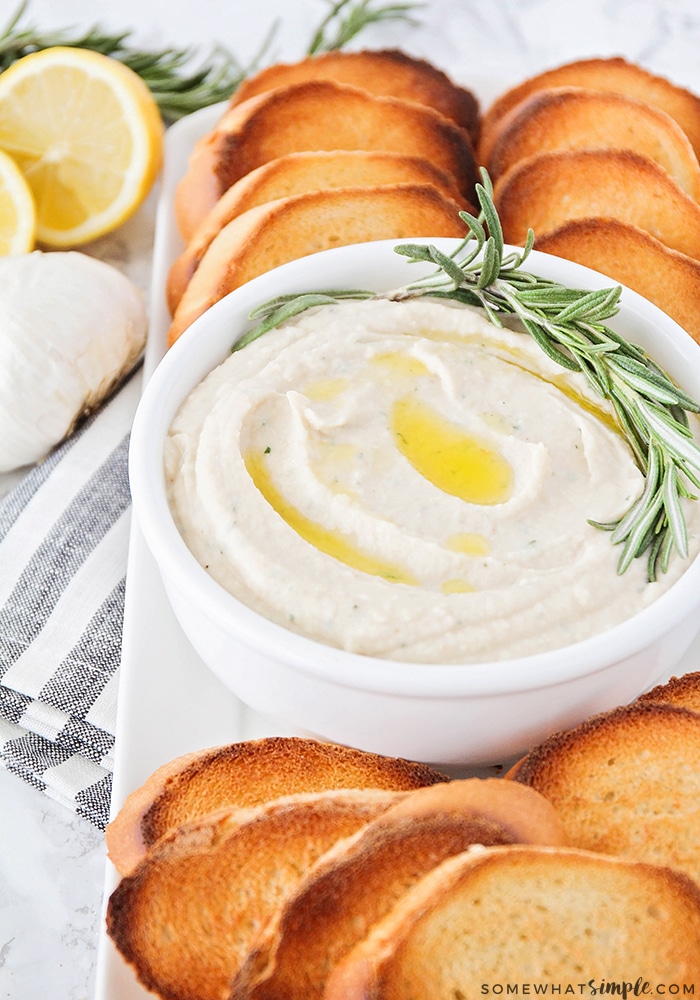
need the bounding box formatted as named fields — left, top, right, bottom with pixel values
left=164, top=297, right=700, bottom=663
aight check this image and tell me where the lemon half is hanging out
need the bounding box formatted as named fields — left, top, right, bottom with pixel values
left=0, top=46, right=164, bottom=247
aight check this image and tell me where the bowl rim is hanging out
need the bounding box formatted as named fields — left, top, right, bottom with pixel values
left=129, top=238, right=700, bottom=697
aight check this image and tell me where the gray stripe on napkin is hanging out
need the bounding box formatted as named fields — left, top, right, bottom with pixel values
left=76, top=773, right=113, bottom=829
left=0, top=686, right=29, bottom=724
left=3, top=729, right=76, bottom=786
left=38, top=578, right=126, bottom=714
left=0, top=436, right=130, bottom=673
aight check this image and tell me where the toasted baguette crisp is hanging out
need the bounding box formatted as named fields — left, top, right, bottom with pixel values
left=106, top=736, right=447, bottom=877
left=494, top=147, right=700, bottom=258
left=167, top=183, right=467, bottom=345
left=229, top=48, right=480, bottom=142
left=638, top=670, right=700, bottom=713
left=535, top=217, right=700, bottom=344
left=167, top=150, right=463, bottom=313
left=507, top=701, right=700, bottom=886
left=486, top=86, right=700, bottom=197
left=324, top=845, right=700, bottom=997
left=480, top=55, right=700, bottom=166
left=106, top=788, right=402, bottom=1000
left=174, top=79, right=478, bottom=240
left=231, top=779, right=567, bottom=1000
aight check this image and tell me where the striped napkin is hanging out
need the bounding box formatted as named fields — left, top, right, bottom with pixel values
left=0, top=368, right=142, bottom=830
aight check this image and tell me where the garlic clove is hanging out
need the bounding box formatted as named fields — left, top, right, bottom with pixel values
left=0, top=250, right=148, bottom=473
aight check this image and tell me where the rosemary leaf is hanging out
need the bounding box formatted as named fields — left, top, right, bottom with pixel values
left=392, top=243, right=438, bottom=263
left=554, top=287, right=621, bottom=324
left=609, top=362, right=694, bottom=408
left=632, top=505, right=667, bottom=572
left=586, top=350, right=615, bottom=392
left=457, top=211, right=487, bottom=257
left=517, top=286, right=597, bottom=309
left=517, top=316, right=582, bottom=371
left=428, top=246, right=467, bottom=288
left=658, top=521, right=677, bottom=576
left=639, top=400, right=700, bottom=477
left=646, top=528, right=665, bottom=582
left=476, top=237, right=501, bottom=290
left=611, top=444, right=661, bottom=546
left=475, top=183, right=504, bottom=252
left=608, top=351, right=696, bottom=405
left=239, top=170, right=700, bottom=578
left=663, top=462, right=689, bottom=559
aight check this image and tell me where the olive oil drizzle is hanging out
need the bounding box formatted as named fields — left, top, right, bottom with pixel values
left=244, top=332, right=633, bottom=584
left=242, top=173, right=700, bottom=580
left=391, top=396, right=513, bottom=506
left=244, top=450, right=416, bottom=585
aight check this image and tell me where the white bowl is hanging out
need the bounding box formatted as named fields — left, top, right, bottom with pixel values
left=129, top=239, right=700, bottom=766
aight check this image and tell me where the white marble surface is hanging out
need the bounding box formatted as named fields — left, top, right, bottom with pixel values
left=2, top=0, right=700, bottom=997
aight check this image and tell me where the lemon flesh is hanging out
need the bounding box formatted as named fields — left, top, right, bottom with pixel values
left=0, top=147, right=36, bottom=254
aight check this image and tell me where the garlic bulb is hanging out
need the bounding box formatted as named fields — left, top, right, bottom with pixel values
left=0, top=250, right=148, bottom=473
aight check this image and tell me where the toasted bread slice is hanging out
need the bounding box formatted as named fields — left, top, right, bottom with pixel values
left=229, top=48, right=480, bottom=141
left=638, top=670, right=700, bottom=712
left=507, top=701, right=700, bottom=886
left=494, top=148, right=700, bottom=258
left=166, top=150, right=464, bottom=313
left=106, top=736, right=446, bottom=876
left=324, top=844, right=700, bottom=996
left=167, top=183, right=467, bottom=345
left=535, top=217, right=700, bottom=344
left=231, top=779, right=567, bottom=1000
left=480, top=55, right=700, bottom=166
left=174, top=79, right=478, bottom=240
left=486, top=86, right=700, bottom=197
left=106, top=788, right=402, bottom=1000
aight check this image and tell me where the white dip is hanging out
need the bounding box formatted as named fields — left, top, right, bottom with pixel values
left=164, top=297, right=700, bottom=663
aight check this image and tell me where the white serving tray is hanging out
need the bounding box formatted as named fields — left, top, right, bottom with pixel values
left=93, top=98, right=700, bottom=1000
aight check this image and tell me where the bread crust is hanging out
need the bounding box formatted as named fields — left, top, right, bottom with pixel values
left=229, top=48, right=481, bottom=142
left=486, top=86, right=700, bottom=198
left=106, top=788, right=402, bottom=1000
left=638, top=669, right=700, bottom=712
left=535, top=217, right=700, bottom=344
left=174, top=79, right=478, bottom=240
left=166, top=150, right=464, bottom=313
left=167, top=183, right=467, bottom=345
left=231, top=779, right=567, bottom=1000
left=493, top=147, right=700, bottom=257
left=106, top=736, right=447, bottom=876
left=480, top=55, right=700, bottom=165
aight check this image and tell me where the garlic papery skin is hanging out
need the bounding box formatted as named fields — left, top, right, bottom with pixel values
left=0, top=251, right=148, bottom=473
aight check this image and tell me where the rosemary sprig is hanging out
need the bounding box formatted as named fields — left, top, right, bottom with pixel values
left=307, top=0, right=422, bottom=54
left=0, top=1, right=255, bottom=123
left=0, top=0, right=421, bottom=123
left=240, top=171, right=700, bottom=580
